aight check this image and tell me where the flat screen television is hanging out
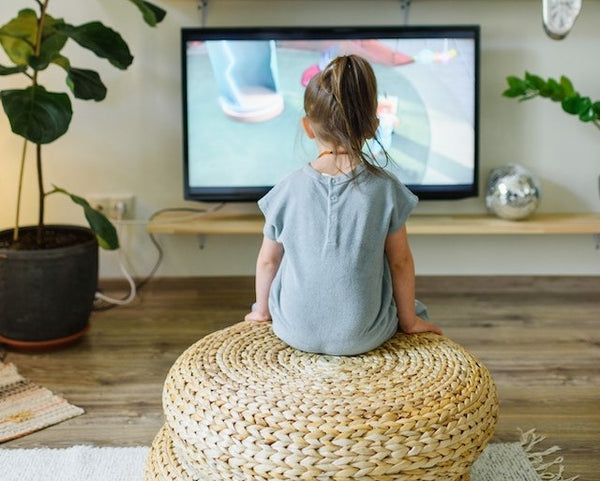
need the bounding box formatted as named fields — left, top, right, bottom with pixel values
left=181, top=25, right=480, bottom=202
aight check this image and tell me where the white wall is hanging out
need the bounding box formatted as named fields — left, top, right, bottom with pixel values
left=1, top=0, right=599, bottom=277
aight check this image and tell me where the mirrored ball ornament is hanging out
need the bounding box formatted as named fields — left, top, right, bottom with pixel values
left=485, top=164, right=541, bottom=220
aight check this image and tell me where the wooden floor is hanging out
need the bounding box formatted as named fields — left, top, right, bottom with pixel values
left=2, top=276, right=599, bottom=480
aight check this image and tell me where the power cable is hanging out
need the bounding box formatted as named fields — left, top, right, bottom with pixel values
left=92, top=204, right=224, bottom=311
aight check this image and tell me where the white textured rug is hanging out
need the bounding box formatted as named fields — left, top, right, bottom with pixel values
left=0, top=445, right=148, bottom=481
left=0, top=430, right=577, bottom=481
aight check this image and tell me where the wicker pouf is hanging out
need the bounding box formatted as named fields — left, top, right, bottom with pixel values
left=144, top=321, right=498, bottom=481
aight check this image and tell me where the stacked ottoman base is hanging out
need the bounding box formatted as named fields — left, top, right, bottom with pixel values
left=144, top=321, right=498, bottom=481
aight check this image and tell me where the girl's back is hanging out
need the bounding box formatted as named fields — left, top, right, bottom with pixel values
left=260, top=163, right=417, bottom=355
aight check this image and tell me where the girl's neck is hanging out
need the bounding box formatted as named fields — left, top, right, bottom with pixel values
left=311, top=150, right=359, bottom=176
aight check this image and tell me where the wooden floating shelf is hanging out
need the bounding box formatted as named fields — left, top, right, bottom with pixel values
left=405, top=213, right=600, bottom=235
left=147, top=212, right=600, bottom=236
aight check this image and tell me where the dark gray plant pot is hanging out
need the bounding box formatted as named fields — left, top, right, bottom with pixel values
left=0, top=225, right=98, bottom=350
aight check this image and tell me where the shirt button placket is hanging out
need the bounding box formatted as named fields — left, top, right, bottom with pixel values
left=327, top=179, right=338, bottom=247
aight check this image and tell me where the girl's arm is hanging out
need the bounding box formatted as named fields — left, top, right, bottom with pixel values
left=385, top=226, right=442, bottom=335
left=245, top=236, right=284, bottom=322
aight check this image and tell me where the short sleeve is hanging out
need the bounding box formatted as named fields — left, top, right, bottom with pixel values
left=388, top=179, right=418, bottom=234
left=257, top=183, right=285, bottom=242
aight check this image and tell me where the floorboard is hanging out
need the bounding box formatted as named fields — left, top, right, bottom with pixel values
left=2, top=276, right=599, bottom=480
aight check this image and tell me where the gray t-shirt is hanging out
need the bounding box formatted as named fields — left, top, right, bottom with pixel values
left=258, top=163, right=418, bottom=355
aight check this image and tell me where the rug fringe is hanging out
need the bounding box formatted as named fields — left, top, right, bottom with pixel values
left=518, top=429, right=579, bottom=481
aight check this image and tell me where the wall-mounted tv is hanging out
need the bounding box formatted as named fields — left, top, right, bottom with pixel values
left=182, top=25, right=480, bottom=202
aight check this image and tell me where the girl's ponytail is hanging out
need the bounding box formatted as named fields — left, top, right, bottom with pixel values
left=304, top=55, right=390, bottom=174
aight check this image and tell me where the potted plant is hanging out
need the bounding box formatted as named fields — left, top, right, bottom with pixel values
left=503, top=72, right=600, bottom=131
left=0, top=0, right=166, bottom=349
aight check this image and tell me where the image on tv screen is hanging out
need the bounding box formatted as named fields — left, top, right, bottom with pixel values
left=183, top=29, right=478, bottom=200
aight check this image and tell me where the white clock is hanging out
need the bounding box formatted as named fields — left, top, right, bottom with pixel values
left=542, top=0, right=582, bottom=39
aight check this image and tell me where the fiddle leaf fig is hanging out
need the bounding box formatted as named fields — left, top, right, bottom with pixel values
left=37, top=19, right=69, bottom=69
left=57, top=22, right=133, bottom=70
left=0, top=10, right=68, bottom=69
left=28, top=54, right=50, bottom=71
left=127, top=0, right=167, bottom=26
left=0, top=64, right=26, bottom=75
left=50, top=56, right=106, bottom=101
left=0, top=9, right=37, bottom=66
left=0, top=0, right=167, bottom=248
left=67, top=68, right=107, bottom=101
left=1, top=85, right=72, bottom=144
left=50, top=187, right=119, bottom=250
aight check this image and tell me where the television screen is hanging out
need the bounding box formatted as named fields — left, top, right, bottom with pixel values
left=181, top=26, right=480, bottom=202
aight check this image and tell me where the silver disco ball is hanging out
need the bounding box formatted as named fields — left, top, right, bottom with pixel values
left=485, top=164, right=541, bottom=220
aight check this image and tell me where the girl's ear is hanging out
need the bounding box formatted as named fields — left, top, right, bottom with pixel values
left=301, top=117, right=316, bottom=139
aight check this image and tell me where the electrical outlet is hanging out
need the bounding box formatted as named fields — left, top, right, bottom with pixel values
left=87, top=194, right=135, bottom=220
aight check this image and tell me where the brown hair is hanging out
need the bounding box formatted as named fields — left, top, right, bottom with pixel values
left=303, top=54, right=390, bottom=175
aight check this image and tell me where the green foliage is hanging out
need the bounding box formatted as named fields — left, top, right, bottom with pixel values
left=0, top=1, right=166, bottom=249
left=50, top=187, right=119, bottom=250
left=1, top=85, right=72, bottom=144
left=0, top=7, right=150, bottom=144
left=503, top=72, right=600, bottom=130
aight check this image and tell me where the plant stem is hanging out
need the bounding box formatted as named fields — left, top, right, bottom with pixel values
left=33, top=0, right=50, bottom=246
left=12, top=139, right=28, bottom=243
left=35, top=1, right=49, bottom=58
left=36, top=143, right=44, bottom=245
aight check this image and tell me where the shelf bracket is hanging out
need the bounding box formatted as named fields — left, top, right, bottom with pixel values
left=593, top=233, right=600, bottom=250
left=197, top=234, right=207, bottom=250
left=400, top=0, right=412, bottom=25
left=198, top=0, right=209, bottom=27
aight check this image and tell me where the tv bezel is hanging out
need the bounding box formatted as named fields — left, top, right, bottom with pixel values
left=181, top=25, right=480, bottom=202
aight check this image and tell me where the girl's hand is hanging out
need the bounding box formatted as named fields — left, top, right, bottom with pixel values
left=402, top=316, right=443, bottom=335
left=244, top=311, right=272, bottom=323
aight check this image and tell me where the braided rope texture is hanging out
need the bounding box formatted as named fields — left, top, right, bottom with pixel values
left=144, top=321, right=498, bottom=481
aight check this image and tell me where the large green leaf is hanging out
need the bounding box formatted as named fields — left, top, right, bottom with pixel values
left=67, top=68, right=107, bottom=101
left=51, top=53, right=107, bottom=102
left=35, top=15, right=69, bottom=70
left=57, top=22, right=133, bottom=70
left=51, top=187, right=119, bottom=250
left=0, top=10, right=69, bottom=73
left=127, top=0, right=167, bottom=26
left=0, top=9, right=37, bottom=66
left=1, top=86, right=72, bottom=144
left=36, top=32, right=68, bottom=70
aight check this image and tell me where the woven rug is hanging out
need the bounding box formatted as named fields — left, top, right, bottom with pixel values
left=0, top=362, right=84, bottom=443
left=0, top=430, right=578, bottom=481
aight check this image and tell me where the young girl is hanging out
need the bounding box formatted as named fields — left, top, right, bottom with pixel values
left=245, top=54, right=442, bottom=355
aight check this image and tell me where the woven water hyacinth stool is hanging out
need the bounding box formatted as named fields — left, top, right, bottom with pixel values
left=144, top=321, right=498, bottom=481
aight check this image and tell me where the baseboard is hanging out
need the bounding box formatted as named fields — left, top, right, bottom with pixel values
left=97, top=275, right=599, bottom=295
